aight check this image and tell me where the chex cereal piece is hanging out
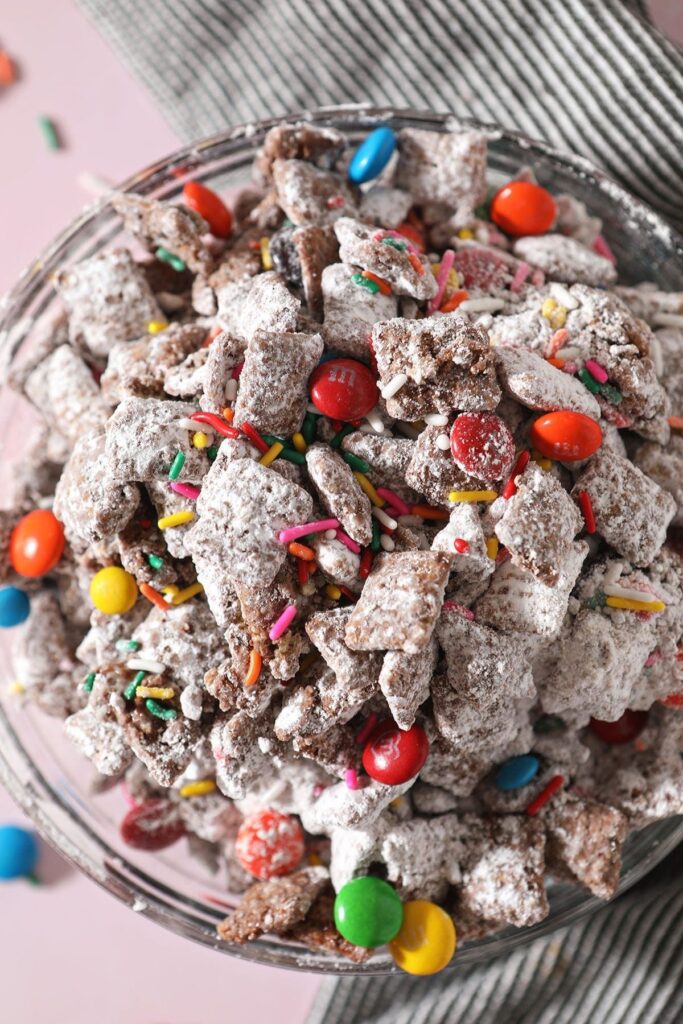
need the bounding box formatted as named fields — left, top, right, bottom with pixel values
left=55, top=249, right=164, bottom=359
left=11, top=592, right=78, bottom=715
left=614, top=286, right=683, bottom=326
left=123, top=701, right=200, bottom=787
left=210, top=708, right=281, bottom=799
left=306, top=608, right=381, bottom=687
left=217, top=866, right=330, bottom=943
left=233, top=565, right=302, bottom=660
left=131, top=602, right=229, bottom=688
left=410, top=783, right=459, bottom=815
left=53, top=433, right=139, bottom=544
left=255, top=122, right=346, bottom=181
left=291, top=225, right=339, bottom=317
left=205, top=634, right=281, bottom=717
left=232, top=271, right=301, bottom=343
left=234, top=329, right=323, bottom=436
left=187, top=457, right=312, bottom=591
left=284, top=888, right=373, bottom=963
left=378, top=638, right=437, bottom=731
left=311, top=533, right=361, bottom=589
left=321, top=263, right=398, bottom=359
left=418, top=737, right=494, bottom=796
left=431, top=504, right=493, bottom=586
left=513, top=234, right=617, bottom=285
left=335, top=217, right=437, bottom=301
left=192, top=247, right=262, bottom=316
left=633, top=436, right=683, bottom=526
left=405, top=425, right=482, bottom=508
left=105, top=396, right=207, bottom=484
left=495, top=346, right=601, bottom=419
left=359, top=186, right=413, bottom=228
left=437, top=613, right=535, bottom=707
left=495, top=464, right=581, bottom=585
left=300, top=776, right=414, bottom=834
left=381, top=814, right=463, bottom=901
left=454, top=814, right=549, bottom=929
left=542, top=793, right=628, bottom=899
left=198, top=330, right=246, bottom=413
left=177, top=791, right=242, bottom=845
left=163, top=349, right=209, bottom=401
left=101, top=323, right=206, bottom=404
left=475, top=541, right=588, bottom=638
left=572, top=449, right=675, bottom=566
left=272, top=159, right=357, bottom=226
left=431, top=674, right=528, bottom=755
left=488, top=308, right=554, bottom=354
left=372, top=316, right=500, bottom=419
left=395, top=128, right=487, bottom=216
left=345, top=551, right=451, bottom=653
left=23, top=344, right=109, bottom=446
left=341, top=431, right=414, bottom=489
left=654, top=327, right=683, bottom=412
left=65, top=670, right=133, bottom=775
left=306, top=445, right=372, bottom=546
left=329, top=820, right=388, bottom=892
left=111, top=193, right=212, bottom=274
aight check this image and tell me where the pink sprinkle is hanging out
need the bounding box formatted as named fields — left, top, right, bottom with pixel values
left=326, top=195, right=346, bottom=209
left=383, top=506, right=401, bottom=520
left=120, top=781, right=139, bottom=809
left=645, top=650, right=663, bottom=668
left=546, top=328, right=570, bottom=358
left=427, top=248, right=455, bottom=314
left=313, top=784, right=326, bottom=798
left=509, top=260, right=531, bottom=293
left=376, top=487, right=411, bottom=516
left=345, top=769, right=361, bottom=790
left=268, top=603, right=297, bottom=642
left=231, top=362, right=244, bottom=380
left=585, top=358, right=608, bottom=384
left=278, top=518, right=340, bottom=544
left=442, top=601, right=475, bottom=620
left=531, top=268, right=545, bottom=287
left=355, top=713, right=379, bottom=747
left=169, top=481, right=201, bottom=500
left=563, top=360, right=579, bottom=375
left=335, top=529, right=361, bottom=554
left=593, top=234, right=617, bottom=264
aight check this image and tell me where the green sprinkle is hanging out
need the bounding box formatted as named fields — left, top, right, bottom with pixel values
left=147, top=554, right=164, bottom=570
left=145, top=698, right=177, bottom=721
left=600, top=383, right=622, bottom=405
left=533, top=715, right=566, bottom=735
left=351, top=272, right=379, bottom=294
left=371, top=518, right=381, bottom=553
left=168, top=450, right=185, bottom=480
left=342, top=451, right=370, bottom=473
left=278, top=448, right=306, bottom=466
left=38, top=115, right=61, bottom=151
left=116, top=639, right=141, bottom=652
left=330, top=424, right=354, bottom=449
left=155, top=247, right=186, bottom=272
left=578, top=368, right=601, bottom=394
left=382, top=238, right=406, bottom=251
left=124, top=671, right=147, bottom=701
left=586, top=590, right=607, bottom=610
left=302, top=412, right=319, bottom=444
left=207, top=445, right=219, bottom=461
left=83, top=673, right=96, bottom=693
left=262, top=433, right=291, bottom=449
left=282, top=218, right=294, bottom=228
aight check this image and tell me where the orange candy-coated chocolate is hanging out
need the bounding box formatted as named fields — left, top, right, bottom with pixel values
left=182, top=181, right=232, bottom=238
left=490, top=180, right=556, bottom=236
left=529, top=411, right=603, bottom=462
left=10, top=509, right=65, bottom=577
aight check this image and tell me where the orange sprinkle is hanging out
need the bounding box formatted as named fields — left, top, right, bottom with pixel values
left=244, top=650, right=262, bottom=687
left=395, top=221, right=426, bottom=252
left=410, top=504, right=450, bottom=521
left=288, top=542, right=316, bottom=561
left=407, top=251, right=425, bottom=276
left=202, top=324, right=223, bottom=348
left=247, top=239, right=262, bottom=250
left=222, top=407, right=235, bottom=422
left=139, top=582, right=169, bottom=612
left=0, top=51, right=15, bottom=86
left=547, top=356, right=565, bottom=370
left=362, top=270, right=392, bottom=295
left=439, top=289, right=469, bottom=313
left=668, top=416, right=683, bottom=431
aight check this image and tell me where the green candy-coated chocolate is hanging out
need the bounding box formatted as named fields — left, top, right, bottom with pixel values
left=333, top=876, right=403, bottom=948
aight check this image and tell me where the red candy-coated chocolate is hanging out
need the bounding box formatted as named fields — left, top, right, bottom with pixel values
left=10, top=509, right=65, bottom=577
left=589, top=709, right=649, bottom=745
left=451, top=247, right=509, bottom=290
left=120, top=799, right=185, bottom=851
left=450, top=412, right=515, bottom=481
left=235, top=808, right=305, bottom=880
left=182, top=181, right=233, bottom=238
left=309, top=358, right=379, bottom=421
left=529, top=411, right=603, bottom=462
left=362, top=721, right=429, bottom=786
left=490, top=180, right=557, bottom=236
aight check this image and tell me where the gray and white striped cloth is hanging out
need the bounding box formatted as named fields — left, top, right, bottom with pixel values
left=76, top=1, right=683, bottom=1020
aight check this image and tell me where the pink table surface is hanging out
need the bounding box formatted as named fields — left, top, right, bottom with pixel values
left=0, top=4, right=680, bottom=1023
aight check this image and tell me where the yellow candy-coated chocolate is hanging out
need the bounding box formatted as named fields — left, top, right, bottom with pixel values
left=90, top=566, right=138, bottom=615
left=388, top=900, right=457, bottom=975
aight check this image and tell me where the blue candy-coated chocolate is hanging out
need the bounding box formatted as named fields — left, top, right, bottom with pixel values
left=0, top=586, right=30, bottom=628
left=0, top=825, right=39, bottom=879
left=348, top=126, right=397, bottom=185
left=495, top=754, right=541, bottom=792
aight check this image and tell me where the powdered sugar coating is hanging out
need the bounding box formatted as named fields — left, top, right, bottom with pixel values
left=234, top=330, right=323, bottom=436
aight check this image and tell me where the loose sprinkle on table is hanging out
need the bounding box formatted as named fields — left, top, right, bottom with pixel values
left=37, top=115, right=61, bottom=151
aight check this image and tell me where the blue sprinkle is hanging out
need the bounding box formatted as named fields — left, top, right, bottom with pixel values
left=0, top=825, right=39, bottom=880
left=0, top=586, right=30, bottom=628
left=348, top=126, right=397, bottom=185
left=318, top=352, right=340, bottom=365
left=495, top=754, right=540, bottom=791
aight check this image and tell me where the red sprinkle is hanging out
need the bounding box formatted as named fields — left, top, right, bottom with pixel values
left=326, top=195, right=346, bottom=209
left=410, top=504, right=450, bottom=521
left=191, top=411, right=240, bottom=439
left=578, top=489, right=596, bottom=534
left=502, top=450, right=530, bottom=500
left=355, top=713, right=379, bottom=747
left=240, top=421, right=270, bottom=454
left=296, top=558, right=309, bottom=586
left=662, top=692, right=683, bottom=708
left=138, top=519, right=152, bottom=530
left=526, top=775, right=565, bottom=816
left=442, top=601, right=475, bottom=620
left=359, top=548, right=374, bottom=579
left=338, top=585, right=358, bottom=601
left=453, top=538, right=470, bottom=554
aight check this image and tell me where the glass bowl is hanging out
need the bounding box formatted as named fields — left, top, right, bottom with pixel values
left=0, top=105, right=682, bottom=976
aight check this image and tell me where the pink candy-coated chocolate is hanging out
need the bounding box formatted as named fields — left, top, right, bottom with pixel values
left=278, top=518, right=340, bottom=544
left=335, top=529, right=361, bottom=554
left=584, top=358, right=608, bottom=384
left=427, top=247, right=455, bottom=314
left=376, top=487, right=411, bottom=516
left=169, top=481, right=201, bottom=500
left=268, top=603, right=297, bottom=642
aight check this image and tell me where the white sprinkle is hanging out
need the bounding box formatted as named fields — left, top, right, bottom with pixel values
left=156, top=291, right=186, bottom=313
left=177, top=417, right=214, bottom=438
left=324, top=529, right=337, bottom=540
left=474, top=313, right=494, bottom=329
left=180, top=684, right=204, bottom=721
left=372, top=507, right=397, bottom=529
left=380, top=373, right=408, bottom=400
left=306, top=402, right=320, bottom=415
left=652, top=313, right=683, bottom=328
left=650, top=332, right=664, bottom=376
left=604, top=584, right=658, bottom=604
left=358, top=423, right=377, bottom=434
left=301, top=581, right=317, bottom=596
left=126, top=658, right=167, bottom=675
left=555, top=346, right=582, bottom=361
left=423, top=413, right=449, bottom=427
left=550, top=283, right=579, bottom=309
left=77, top=171, right=112, bottom=196
left=380, top=534, right=395, bottom=551
left=436, top=433, right=451, bottom=451
left=397, top=515, right=422, bottom=526
left=225, top=378, right=238, bottom=401
left=458, top=297, right=505, bottom=313
left=364, top=408, right=385, bottom=434
left=474, top=225, right=489, bottom=244
left=603, top=562, right=624, bottom=585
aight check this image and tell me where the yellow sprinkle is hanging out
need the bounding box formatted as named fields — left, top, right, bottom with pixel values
left=444, top=268, right=461, bottom=293
left=325, top=584, right=342, bottom=600
left=390, top=797, right=406, bottom=809
left=171, top=582, right=205, bottom=605
left=605, top=596, right=666, bottom=613
left=147, top=320, right=168, bottom=335
left=260, top=236, right=272, bottom=270
left=448, top=489, right=498, bottom=503
left=457, top=227, right=474, bottom=239
left=291, top=432, right=307, bottom=453
left=192, top=431, right=209, bottom=449
left=8, top=681, right=24, bottom=695
left=532, top=452, right=553, bottom=472
left=136, top=686, right=175, bottom=700
left=162, top=585, right=180, bottom=597
left=541, top=297, right=567, bottom=330
left=307, top=851, right=323, bottom=866
left=486, top=537, right=499, bottom=560
left=259, top=441, right=284, bottom=467
left=158, top=510, right=195, bottom=530
left=179, top=779, right=217, bottom=798
left=353, top=471, right=385, bottom=507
